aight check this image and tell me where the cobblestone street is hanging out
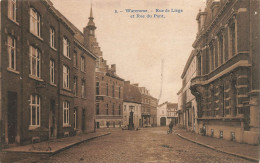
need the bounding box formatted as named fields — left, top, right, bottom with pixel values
left=37, top=127, right=253, bottom=163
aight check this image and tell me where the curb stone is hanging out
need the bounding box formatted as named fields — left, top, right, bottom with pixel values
left=176, top=133, right=259, bottom=162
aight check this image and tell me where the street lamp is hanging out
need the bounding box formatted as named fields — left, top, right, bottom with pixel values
left=129, top=105, right=135, bottom=130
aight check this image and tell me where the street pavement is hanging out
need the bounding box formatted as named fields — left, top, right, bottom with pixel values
left=35, top=127, right=256, bottom=163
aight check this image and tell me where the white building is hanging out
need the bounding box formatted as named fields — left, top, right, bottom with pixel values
left=157, top=102, right=178, bottom=126
left=123, top=81, right=142, bottom=128
left=177, top=50, right=198, bottom=133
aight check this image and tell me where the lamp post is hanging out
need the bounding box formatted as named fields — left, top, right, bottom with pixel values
left=129, top=105, right=135, bottom=130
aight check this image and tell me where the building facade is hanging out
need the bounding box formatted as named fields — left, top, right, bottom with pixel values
left=157, top=102, right=178, bottom=126
left=0, top=0, right=96, bottom=147
left=86, top=8, right=125, bottom=129
left=177, top=50, right=198, bottom=132
left=190, top=0, right=260, bottom=144
left=150, top=96, right=158, bottom=127
left=123, top=81, right=142, bottom=128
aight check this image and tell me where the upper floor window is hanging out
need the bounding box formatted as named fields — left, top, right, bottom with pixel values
left=118, top=105, right=121, bottom=115
left=73, top=77, right=77, bottom=96
left=50, top=27, right=55, bottom=48
left=73, top=52, right=77, bottom=67
left=96, top=82, right=99, bottom=95
left=112, top=84, right=115, bottom=97
left=81, top=56, right=85, bottom=72
left=30, top=94, right=40, bottom=127
left=30, top=8, right=41, bottom=37
left=229, top=23, right=236, bottom=57
left=96, top=103, right=100, bottom=115
left=8, top=0, right=17, bottom=21
left=63, top=65, right=70, bottom=88
left=63, top=37, right=70, bottom=58
left=7, top=36, right=16, bottom=70
left=81, top=80, right=86, bottom=98
left=50, top=59, right=55, bottom=84
left=106, top=83, right=109, bottom=96
left=29, top=46, right=41, bottom=78
left=119, top=87, right=121, bottom=98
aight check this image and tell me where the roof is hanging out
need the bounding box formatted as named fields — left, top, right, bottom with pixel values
left=123, top=82, right=142, bottom=104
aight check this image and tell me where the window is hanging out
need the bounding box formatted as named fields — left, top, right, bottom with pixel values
left=218, top=34, right=224, bottom=64
left=30, top=8, right=41, bottom=37
left=106, top=83, right=108, bottom=96
left=106, top=104, right=109, bottom=115
left=96, top=82, right=99, bottom=95
left=230, top=23, right=236, bottom=56
left=112, top=103, right=115, bottom=115
left=81, top=80, right=85, bottom=98
left=81, top=56, right=85, bottom=72
left=74, top=109, right=77, bottom=129
left=119, top=87, right=121, bottom=98
left=30, top=94, right=40, bottom=126
left=112, top=85, right=115, bottom=97
left=8, top=36, right=16, bottom=70
left=50, top=59, right=55, bottom=84
left=8, top=0, right=16, bottom=21
left=63, top=37, right=70, bottom=58
left=119, top=105, right=121, bottom=115
left=124, top=105, right=126, bottom=112
left=73, top=52, right=77, bottom=67
left=73, top=77, right=77, bottom=96
left=63, top=65, right=70, bottom=88
left=63, top=101, right=70, bottom=126
left=50, top=27, right=55, bottom=48
left=96, top=103, right=100, bottom=115
left=30, top=46, right=41, bottom=78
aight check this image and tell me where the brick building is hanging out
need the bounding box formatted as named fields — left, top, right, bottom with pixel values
left=87, top=7, right=125, bottom=128
left=190, top=0, right=260, bottom=144
left=0, top=0, right=96, bottom=147
left=139, top=87, right=158, bottom=127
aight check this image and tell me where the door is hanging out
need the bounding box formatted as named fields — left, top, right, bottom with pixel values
left=82, top=109, right=85, bottom=131
left=8, top=92, right=17, bottom=144
left=160, top=117, right=166, bottom=126
left=50, top=99, right=56, bottom=138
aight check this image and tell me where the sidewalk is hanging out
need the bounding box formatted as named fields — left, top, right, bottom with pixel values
left=175, top=127, right=259, bottom=162
left=1, top=130, right=110, bottom=155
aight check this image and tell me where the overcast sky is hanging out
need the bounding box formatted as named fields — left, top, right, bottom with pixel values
left=51, top=0, right=206, bottom=104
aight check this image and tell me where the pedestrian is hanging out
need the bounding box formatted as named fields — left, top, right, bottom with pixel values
left=168, top=120, right=174, bottom=134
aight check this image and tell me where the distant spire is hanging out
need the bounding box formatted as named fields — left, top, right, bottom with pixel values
left=87, top=2, right=96, bottom=29
left=90, top=3, right=93, bottom=18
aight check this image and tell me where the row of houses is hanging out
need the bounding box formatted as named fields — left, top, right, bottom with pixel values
left=177, top=0, right=260, bottom=145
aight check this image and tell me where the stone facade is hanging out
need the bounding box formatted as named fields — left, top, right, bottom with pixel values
left=190, top=0, right=260, bottom=144
left=0, top=0, right=96, bottom=147
left=177, top=50, right=198, bottom=133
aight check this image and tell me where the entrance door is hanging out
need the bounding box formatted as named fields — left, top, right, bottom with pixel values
left=7, top=92, right=17, bottom=144
left=160, top=117, right=166, bottom=126
left=49, top=99, right=56, bottom=138
left=82, top=109, right=85, bottom=131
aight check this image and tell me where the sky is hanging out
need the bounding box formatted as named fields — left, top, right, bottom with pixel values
left=51, top=0, right=206, bottom=104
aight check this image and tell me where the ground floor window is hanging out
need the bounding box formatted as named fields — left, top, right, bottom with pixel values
left=30, top=94, right=41, bottom=127
left=63, top=101, right=70, bottom=126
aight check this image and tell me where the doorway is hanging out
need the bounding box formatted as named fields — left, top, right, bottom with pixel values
left=7, top=92, right=17, bottom=144
left=49, top=99, right=56, bottom=138
left=160, top=117, right=166, bottom=126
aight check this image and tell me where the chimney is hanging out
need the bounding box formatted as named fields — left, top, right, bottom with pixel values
left=132, top=83, right=139, bottom=87
left=111, top=64, right=116, bottom=73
